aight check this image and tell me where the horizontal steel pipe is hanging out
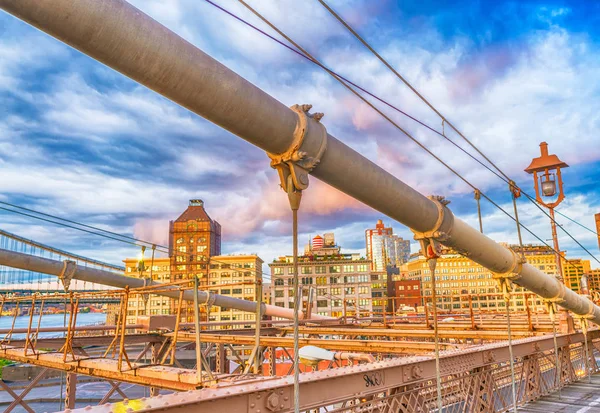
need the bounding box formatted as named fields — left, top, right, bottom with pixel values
left=1, top=0, right=599, bottom=324
left=0, top=249, right=329, bottom=320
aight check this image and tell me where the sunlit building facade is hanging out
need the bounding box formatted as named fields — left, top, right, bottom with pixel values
left=207, top=254, right=263, bottom=326
left=270, top=235, right=372, bottom=318
left=564, top=258, right=591, bottom=293
left=407, top=244, right=558, bottom=312
left=170, top=199, right=221, bottom=322
left=365, top=220, right=410, bottom=271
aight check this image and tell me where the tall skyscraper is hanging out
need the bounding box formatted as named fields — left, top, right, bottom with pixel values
left=365, top=220, right=410, bottom=270
left=392, top=235, right=411, bottom=265
left=365, top=220, right=393, bottom=272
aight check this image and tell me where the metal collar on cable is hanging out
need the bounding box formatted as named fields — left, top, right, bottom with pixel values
left=58, top=260, right=77, bottom=292
left=417, top=196, right=454, bottom=239
left=267, top=104, right=327, bottom=192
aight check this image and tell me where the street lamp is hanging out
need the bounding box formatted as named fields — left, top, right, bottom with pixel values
left=525, top=142, right=569, bottom=282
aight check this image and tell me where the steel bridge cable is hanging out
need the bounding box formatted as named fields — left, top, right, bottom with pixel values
left=0, top=200, right=161, bottom=249
left=0, top=205, right=157, bottom=251
left=212, top=0, right=587, bottom=276
left=554, top=209, right=599, bottom=237
left=315, top=0, right=600, bottom=266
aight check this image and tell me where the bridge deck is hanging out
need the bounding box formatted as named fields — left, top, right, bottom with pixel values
left=519, top=374, right=600, bottom=412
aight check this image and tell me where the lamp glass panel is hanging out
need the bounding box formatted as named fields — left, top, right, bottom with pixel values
left=541, top=178, right=556, bottom=197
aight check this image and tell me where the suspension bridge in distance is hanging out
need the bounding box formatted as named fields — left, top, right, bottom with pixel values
left=0, top=229, right=121, bottom=297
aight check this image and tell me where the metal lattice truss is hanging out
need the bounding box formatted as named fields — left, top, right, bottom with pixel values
left=63, top=330, right=599, bottom=413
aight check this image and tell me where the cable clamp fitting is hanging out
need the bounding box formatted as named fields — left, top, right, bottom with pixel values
left=267, top=104, right=327, bottom=192
left=544, top=292, right=569, bottom=322
left=411, top=196, right=454, bottom=242
left=492, top=249, right=526, bottom=299
left=59, top=260, right=77, bottom=292
left=508, top=180, right=521, bottom=198
left=205, top=292, right=217, bottom=307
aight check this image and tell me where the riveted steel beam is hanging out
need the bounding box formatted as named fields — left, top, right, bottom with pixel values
left=67, top=331, right=600, bottom=413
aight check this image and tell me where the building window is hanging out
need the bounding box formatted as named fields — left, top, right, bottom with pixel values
left=330, top=266, right=341, bottom=273
left=316, top=277, right=327, bottom=285
left=301, top=277, right=312, bottom=285
left=273, top=267, right=284, bottom=275
left=232, top=288, right=242, bottom=294
left=176, top=237, right=184, bottom=244
left=317, top=300, right=328, bottom=308
left=330, top=277, right=339, bottom=284
left=197, top=245, right=206, bottom=252
left=357, top=264, right=368, bottom=272
left=275, top=291, right=284, bottom=297
left=343, top=265, right=354, bottom=273
left=315, top=266, right=326, bottom=274
left=301, top=267, right=312, bottom=274
left=275, top=279, right=284, bottom=286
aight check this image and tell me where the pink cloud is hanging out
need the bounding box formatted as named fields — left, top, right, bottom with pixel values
left=448, top=46, right=519, bottom=102
left=132, top=175, right=368, bottom=244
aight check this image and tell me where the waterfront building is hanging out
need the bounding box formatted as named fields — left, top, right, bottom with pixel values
left=206, top=254, right=263, bottom=326
left=170, top=199, right=221, bottom=322
left=123, top=257, right=171, bottom=324
left=270, top=234, right=372, bottom=318
left=564, top=258, right=591, bottom=292
left=406, top=244, right=559, bottom=312
left=589, top=268, right=600, bottom=292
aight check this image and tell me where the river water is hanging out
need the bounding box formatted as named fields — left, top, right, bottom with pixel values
left=0, top=312, right=107, bottom=339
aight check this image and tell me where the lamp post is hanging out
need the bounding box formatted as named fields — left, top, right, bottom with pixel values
left=525, top=142, right=569, bottom=283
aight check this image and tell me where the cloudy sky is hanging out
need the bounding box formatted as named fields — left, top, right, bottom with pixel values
left=0, top=0, right=599, bottom=270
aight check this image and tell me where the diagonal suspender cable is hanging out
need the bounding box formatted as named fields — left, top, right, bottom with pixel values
left=224, top=0, right=589, bottom=277
left=474, top=189, right=483, bottom=234
left=548, top=303, right=562, bottom=399
left=283, top=174, right=303, bottom=413
left=506, top=181, right=525, bottom=413
left=316, top=0, right=600, bottom=266
left=428, top=258, right=443, bottom=412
